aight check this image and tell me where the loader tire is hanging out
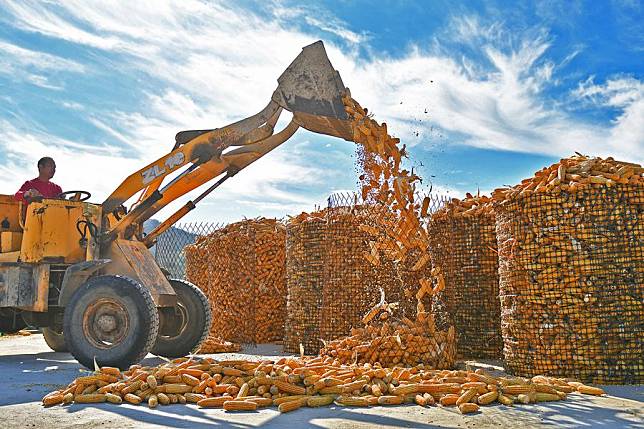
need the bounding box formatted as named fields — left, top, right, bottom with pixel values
left=63, top=275, right=159, bottom=369
left=151, top=279, right=211, bottom=358
left=0, top=309, right=27, bottom=334
left=42, top=327, right=68, bottom=352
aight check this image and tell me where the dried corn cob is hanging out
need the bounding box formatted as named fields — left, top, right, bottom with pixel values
left=458, top=402, right=479, bottom=414
left=278, top=398, right=306, bottom=413
left=223, top=400, right=257, bottom=411
left=74, top=394, right=107, bottom=404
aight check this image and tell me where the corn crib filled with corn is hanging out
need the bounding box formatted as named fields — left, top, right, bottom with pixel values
left=284, top=92, right=441, bottom=356
left=320, top=205, right=412, bottom=349
left=185, top=218, right=287, bottom=347
left=427, top=195, right=503, bottom=359
left=283, top=205, right=422, bottom=355
left=493, top=156, right=643, bottom=384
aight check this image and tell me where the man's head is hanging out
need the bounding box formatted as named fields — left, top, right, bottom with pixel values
left=37, top=157, right=56, bottom=181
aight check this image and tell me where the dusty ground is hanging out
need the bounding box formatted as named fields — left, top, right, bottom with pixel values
left=0, top=333, right=642, bottom=429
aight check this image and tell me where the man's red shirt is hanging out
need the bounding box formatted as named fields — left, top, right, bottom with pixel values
left=14, top=178, right=62, bottom=204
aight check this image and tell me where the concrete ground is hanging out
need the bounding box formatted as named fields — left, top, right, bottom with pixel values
left=0, top=333, right=642, bottom=429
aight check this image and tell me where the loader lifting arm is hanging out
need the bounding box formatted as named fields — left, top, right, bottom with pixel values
left=101, top=41, right=354, bottom=245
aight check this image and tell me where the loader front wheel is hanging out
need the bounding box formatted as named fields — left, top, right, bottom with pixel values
left=151, top=279, right=211, bottom=358
left=63, top=275, right=159, bottom=369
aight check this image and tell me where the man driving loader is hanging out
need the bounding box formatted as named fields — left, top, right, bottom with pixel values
left=14, top=157, right=63, bottom=204
left=0, top=40, right=355, bottom=370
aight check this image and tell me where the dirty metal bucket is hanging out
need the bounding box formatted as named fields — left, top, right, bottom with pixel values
left=272, top=41, right=354, bottom=141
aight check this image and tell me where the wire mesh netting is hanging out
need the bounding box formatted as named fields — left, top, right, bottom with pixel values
left=495, top=184, right=643, bottom=384
left=284, top=215, right=326, bottom=354
left=183, top=219, right=286, bottom=345
left=284, top=192, right=449, bottom=355
left=154, top=222, right=223, bottom=279
left=427, top=207, right=503, bottom=359
left=326, top=191, right=449, bottom=215
left=320, top=205, right=416, bottom=348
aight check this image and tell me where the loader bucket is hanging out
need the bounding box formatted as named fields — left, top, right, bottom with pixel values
left=272, top=41, right=354, bottom=141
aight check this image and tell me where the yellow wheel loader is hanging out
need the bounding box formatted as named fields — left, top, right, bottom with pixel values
left=0, top=41, right=354, bottom=369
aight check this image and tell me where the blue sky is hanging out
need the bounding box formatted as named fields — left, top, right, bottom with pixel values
left=0, top=1, right=642, bottom=223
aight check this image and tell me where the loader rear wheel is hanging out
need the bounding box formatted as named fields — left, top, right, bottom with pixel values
left=42, top=327, right=68, bottom=352
left=63, top=275, right=159, bottom=369
left=151, top=279, right=211, bottom=358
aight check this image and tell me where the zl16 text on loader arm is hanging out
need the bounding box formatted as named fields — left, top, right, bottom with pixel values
left=0, top=41, right=354, bottom=369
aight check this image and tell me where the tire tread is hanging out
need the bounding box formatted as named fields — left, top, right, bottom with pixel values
left=151, top=279, right=211, bottom=357
left=63, top=275, right=159, bottom=369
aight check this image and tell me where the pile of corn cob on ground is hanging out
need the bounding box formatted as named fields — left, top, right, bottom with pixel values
left=41, top=353, right=609, bottom=414
left=0, top=335, right=640, bottom=429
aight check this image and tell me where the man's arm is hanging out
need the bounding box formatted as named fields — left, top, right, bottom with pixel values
left=14, top=181, right=41, bottom=203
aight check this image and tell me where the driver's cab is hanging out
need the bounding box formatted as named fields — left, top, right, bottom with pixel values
left=0, top=193, right=101, bottom=264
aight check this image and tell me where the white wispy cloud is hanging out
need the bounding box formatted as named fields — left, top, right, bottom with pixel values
left=1, top=2, right=127, bottom=51
left=572, top=76, right=644, bottom=156
left=60, top=101, right=85, bottom=111
left=303, top=16, right=367, bottom=44
left=0, top=40, right=84, bottom=72
left=339, top=16, right=642, bottom=161
left=573, top=76, right=644, bottom=108
left=0, top=40, right=85, bottom=89
left=270, top=1, right=368, bottom=45
left=451, top=15, right=504, bottom=45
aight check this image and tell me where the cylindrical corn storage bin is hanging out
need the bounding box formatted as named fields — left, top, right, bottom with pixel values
left=185, top=218, right=286, bottom=345
left=427, top=198, right=503, bottom=359
left=494, top=156, right=643, bottom=384
left=319, top=209, right=380, bottom=346
left=284, top=205, right=423, bottom=355
left=284, top=216, right=326, bottom=354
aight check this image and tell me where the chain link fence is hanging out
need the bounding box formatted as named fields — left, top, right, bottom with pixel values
left=153, top=221, right=225, bottom=279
